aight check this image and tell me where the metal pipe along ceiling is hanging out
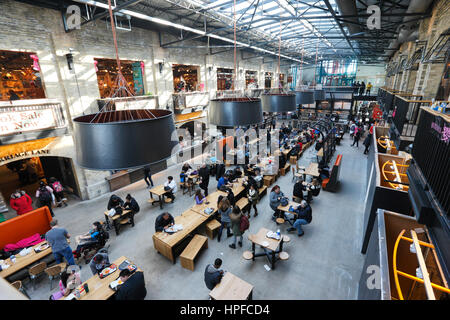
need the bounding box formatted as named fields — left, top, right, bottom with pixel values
left=71, top=0, right=304, bottom=64
left=335, top=0, right=361, bottom=36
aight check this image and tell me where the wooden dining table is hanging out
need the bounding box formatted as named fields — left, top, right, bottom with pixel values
left=191, top=190, right=226, bottom=217
left=247, top=227, right=286, bottom=270
left=209, top=272, right=254, bottom=300
left=152, top=209, right=208, bottom=263
left=0, top=241, right=52, bottom=279
left=60, top=256, right=141, bottom=300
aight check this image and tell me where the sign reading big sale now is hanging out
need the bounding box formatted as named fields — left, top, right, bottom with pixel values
left=0, top=109, right=56, bottom=136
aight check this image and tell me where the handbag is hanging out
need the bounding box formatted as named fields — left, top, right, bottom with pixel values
left=280, top=197, right=289, bottom=207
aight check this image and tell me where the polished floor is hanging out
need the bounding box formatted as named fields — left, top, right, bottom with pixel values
left=25, top=133, right=369, bottom=300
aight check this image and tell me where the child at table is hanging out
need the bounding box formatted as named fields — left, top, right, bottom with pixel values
left=50, top=267, right=81, bottom=300
left=194, top=190, right=208, bottom=205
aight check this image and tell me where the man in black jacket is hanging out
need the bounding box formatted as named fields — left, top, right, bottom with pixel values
left=287, top=200, right=312, bottom=237
left=155, top=212, right=174, bottom=232
left=293, top=179, right=305, bottom=200
left=115, top=269, right=147, bottom=300
left=198, top=164, right=210, bottom=197
left=204, top=258, right=224, bottom=290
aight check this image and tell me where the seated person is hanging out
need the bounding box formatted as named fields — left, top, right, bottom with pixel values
left=242, top=175, right=257, bottom=193
left=226, top=189, right=236, bottom=207
left=50, top=267, right=82, bottom=299
left=73, top=221, right=104, bottom=258
left=305, top=178, right=321, bottom=202
left=181, top=162, right=192, bottom=173
left=287, top=200, right=312, bottom=237
left=123, top=194, right=140, bottom=214
left=179, top=170, right=187, bottom=185
left=107, top=194, right=124, bottom=210
left=279, top=152, right=287, bottom=169
left=163, top=176, right=177, bottom=203
left=204, top=258, right=224, bottom=290
left=253, top=169, right=263, bottom=188
left=293, top=178, right=306, bottom=200
left=115, top=269, right=147, bottom=300
left=89, top=250, right=110, bottom=275
left=217, top=174, right=232, bottom=191
left=194, top=190, right=208, bottom=205
left=155, top=212, right=174, bottom=232
left=318, top=160, right=330, bottom=182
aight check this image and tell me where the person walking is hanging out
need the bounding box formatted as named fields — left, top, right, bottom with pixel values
left=247, top=184, right=259, bottom=217
left=45, top=219, right=76, bottom=266
left=36, top=181, right=55, bottom=217
left=49, top=177, right=68, bottom=207
left=198, top=164, right=210, bottom=197
left=143, top=165, right=154, bottom=188
left=229, top=206, right=246, bottom=249
left=366, top=82, right=373, bottom=95
left=351, top=125, right=362, bottom=147
left=359, top=81, right=366, bottom=96
left=217, top=198, right=233, bottom=242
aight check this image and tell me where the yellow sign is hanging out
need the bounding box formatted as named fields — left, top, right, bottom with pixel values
left=0, top=137, right=56, bottom=164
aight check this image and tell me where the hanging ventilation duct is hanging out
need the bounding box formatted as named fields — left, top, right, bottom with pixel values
left=73, top=109, right=177, bottom=170
left=208, top=98, right=263, bottom=127
left=261, top=93, right=296, bottom=113
left=295, top=91, right=315, bottom=105
left=335, top=0, right=362, bottom=36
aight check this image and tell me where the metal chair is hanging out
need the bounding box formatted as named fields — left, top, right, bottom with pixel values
left=44, top=262, right=66, bottom=290
left=28, top=261, right=47, bottom=290
left=11, top=280, right=31, bottom=299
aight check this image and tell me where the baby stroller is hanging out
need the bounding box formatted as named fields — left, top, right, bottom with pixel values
left=73, top=227, right=109, bottom=264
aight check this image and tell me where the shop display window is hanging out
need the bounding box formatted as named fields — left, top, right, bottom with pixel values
left=173, top=64, right=200, bottom=92
left=0, top=50, right=46, bottom=101
left=217, top=68, right=234, bottom=90
left=94, top=58, right=144, bottom=98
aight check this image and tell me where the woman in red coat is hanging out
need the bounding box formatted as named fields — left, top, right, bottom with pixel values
left=10, top=190, right=33, bottom=215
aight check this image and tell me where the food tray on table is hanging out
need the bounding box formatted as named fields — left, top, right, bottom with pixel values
left=266, top=231, right=281, bottom=240
left=99, top=263, right=117, bottom=279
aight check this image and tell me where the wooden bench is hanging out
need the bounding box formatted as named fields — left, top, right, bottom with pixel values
left=289, top=155, right=297, bottom=164
left=205, top=219, right=221, bottom=239
left=180, top=234, right=208, bottom=271
left=236, top=198, right=250, bottom=212
left=258, top=185, right=267, bottom=198
left=280, top=163, right=291, bottom=176
left=263, top=176, right=275, bottom=187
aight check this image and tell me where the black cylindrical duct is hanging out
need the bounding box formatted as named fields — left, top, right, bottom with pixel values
left=73, top=109, right=177, bottom=170
left=208, top=98, right=263, bottom=127
left=295, top=91, right=315, bottom=105
left=261, top=94, right=296, bottom=112
left=314, top=89, right=326, bottom=101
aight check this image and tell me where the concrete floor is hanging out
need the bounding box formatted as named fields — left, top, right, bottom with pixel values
left=26, top=132, right=368, bottom=300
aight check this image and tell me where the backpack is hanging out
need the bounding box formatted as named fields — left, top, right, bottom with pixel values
left=52, top=181, right=63, bottom=193
left=240, top=215, right=250, bottom=232
left=280, top=197, right=289, bottom=207
left=38, top=187, right=52, bottom=203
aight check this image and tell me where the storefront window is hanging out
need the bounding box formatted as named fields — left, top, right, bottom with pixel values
left=279, top=73, right=285, bottom=88
left=173, top=64, right=200, bottom=92
left=0, top=50, right=46, bottom=101
left=217, top=68, right=234, bottom=90
left=245, top=70, right=258, bottom=89
left=94, top=58, right=144, bottom=98
left=265, top=72, right=273, bottom=89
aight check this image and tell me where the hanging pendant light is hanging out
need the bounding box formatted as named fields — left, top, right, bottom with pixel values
left=209, top=98, right=263, bottom=127
left=314, top=89, right=326, bottom=101
left=295, top=90, right=315, bottom=105
left=261, top=93, right=296, bottom=112
left=73, top=109, right=177, bottom=170
left=73, top=0, right=177, bottom=170
left=207, top=0, right=263, bottom=127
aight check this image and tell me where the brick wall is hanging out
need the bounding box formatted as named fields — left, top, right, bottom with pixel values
left=0, top=0, right=289, bottom=199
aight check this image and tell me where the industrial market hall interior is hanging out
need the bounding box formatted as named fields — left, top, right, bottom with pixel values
left=0, top=0, right=449, bottom=305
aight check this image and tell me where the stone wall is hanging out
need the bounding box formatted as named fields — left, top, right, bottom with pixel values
left=385, top=0, right=450, bottom=99
left=0, top=0, right=290, bottom=199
